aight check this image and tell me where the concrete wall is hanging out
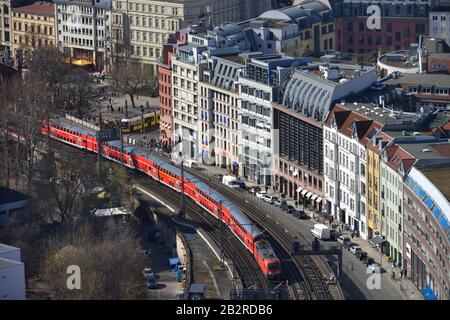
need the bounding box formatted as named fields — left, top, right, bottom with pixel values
left=0, top=247, right=20, bottom=262
left=0, top=259, right=26, bottom=300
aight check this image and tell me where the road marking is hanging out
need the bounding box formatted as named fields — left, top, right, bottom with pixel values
left=133, top=185, right=176, bottom=213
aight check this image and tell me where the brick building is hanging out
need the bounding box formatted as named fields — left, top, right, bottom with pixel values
left=331, top=0, right=430, bottom=54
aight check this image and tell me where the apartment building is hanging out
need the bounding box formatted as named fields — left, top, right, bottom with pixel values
left=273, top=63, right=376, bottom=213
left=158, top=34, right=178, bottom=146
left=239, top=55, right=305, bottom=185
left=111, top=0, right=270, bottom=75
left=171, top=40, right=207, bottom=159
left=244, top=0, right=335, bottom=57
left=11, top=1, right=55, bottom=68
left=379, top=144, right=415, bottom=268
left=55, top=0, right=111, bottom=70
left=0, top=0, right=11, bottom=60
left=386, top=73, right=450, bottom=112
left=323, top=105, right=381, bottom=239
left=401, top=141, right=450, bottom=300
left=199, top=53, right=244, bottom=171
left=365, top=132, right=389, bottom=238
left=331, top=0, right=430, bottom=54
left=430, top=4, right=450, bottom=47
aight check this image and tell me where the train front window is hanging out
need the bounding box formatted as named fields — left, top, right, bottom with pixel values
left=120, top=120, right=129, bottom=128
left=268, top=263, right=279, bottom=271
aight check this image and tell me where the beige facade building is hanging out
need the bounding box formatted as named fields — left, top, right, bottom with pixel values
left=111, top=0, right=269, bottom=75
left=11, top=1, right=56, bottom=66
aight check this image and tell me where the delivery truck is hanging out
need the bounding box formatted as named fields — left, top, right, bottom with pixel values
left=311, top=223, right=330, bottom=240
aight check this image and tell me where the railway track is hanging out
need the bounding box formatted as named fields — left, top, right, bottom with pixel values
left=133, top=175, right=270, bottom=292
left=46, top=142, right=270, bottom=293
left=180, top=168, right=335, bottom=300
left=37, top=138, right=331, bottom=299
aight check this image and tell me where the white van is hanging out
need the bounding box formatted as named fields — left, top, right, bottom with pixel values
left=222, top=175, right=239, bottom=188
left=183, top=160, right=198, bottom=168
left=311, top=223, right=330, bottom=240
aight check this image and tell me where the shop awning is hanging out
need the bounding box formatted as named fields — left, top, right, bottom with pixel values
left=296, top=187, right=303, bottom=193
left=310, top=194, right=318, bottom=201
left=316, top=197, right=323, bottom=203
left=305, top=192, right=313, bottom=198
left=301, top=189, right=308, bottom=196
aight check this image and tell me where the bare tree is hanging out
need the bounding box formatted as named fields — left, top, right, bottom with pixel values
left=34, top=156, right=100, bottom=225
left=63, top=68, right=94, bottom=117
left=42, top=220, right=147, bottom=299
left=28, top=46, right=70, bottom=108
left=110, top=62, right=156, bottom=109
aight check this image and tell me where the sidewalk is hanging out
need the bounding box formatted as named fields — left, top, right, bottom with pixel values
left=341, top=232, right=423, bottom=300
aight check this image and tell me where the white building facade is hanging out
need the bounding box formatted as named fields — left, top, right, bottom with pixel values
left=324, top=123, right=368, bottom=238
left=430, top=9, right=450, bottom=47
left=171, top=43, right=206, bottom=159
left=380, top=146, right=408, bottom=268
left=55, top=0, right=111, bottom=71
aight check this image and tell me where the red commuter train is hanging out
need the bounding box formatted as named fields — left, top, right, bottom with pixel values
left=41, top=119, right=282, bottom=279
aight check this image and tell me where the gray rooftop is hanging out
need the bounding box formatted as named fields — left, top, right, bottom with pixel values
left=386, top=73, right=450, bottom=87
left=0, top=257, right=23, bottom=270
left=0, top=243, right=19, bottom=254
left=339, top=102, right=420, bottom=126
left=0, top=187, right=30, bottom=206
left=259, top=1, right=331, bottom=24
left=397, top=141, right=450, bottom=161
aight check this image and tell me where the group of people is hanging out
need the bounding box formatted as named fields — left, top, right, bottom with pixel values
left=137, top=137, right=172, bottom=154
left=392, top=268, right=408, bottom=280
left=93, top=73, right=106, bottom=83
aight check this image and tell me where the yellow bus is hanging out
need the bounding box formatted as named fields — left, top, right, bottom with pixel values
left=120, top=111, right=160, bottom=133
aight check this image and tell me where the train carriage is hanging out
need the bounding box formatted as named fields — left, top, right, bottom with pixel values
left=42, top=119, right=97, bottom=151
left=254, top=240, right=282, bottom=279
left=104, top=140, right=135, bottom=168
left=42, top=118, right=282, bottom=281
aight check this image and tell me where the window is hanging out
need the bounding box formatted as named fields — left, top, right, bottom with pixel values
left=387, top=36, right=392, bottom=46
left=359, top=22, right=364, bottom=32
left=347, top=22, right=353, bottom=32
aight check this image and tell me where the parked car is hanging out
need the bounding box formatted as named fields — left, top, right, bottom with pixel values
left=366, top=258, right=375, bottom=267
left=143, top=268, right=155, bottom=279
left=263, top=194, right=277, bottom=204
left=256, top=191, right=266, bottom=199
left=329, top=229, right=338, bottom=241
left=248, top=186, right=261, bottom=195
left=274, top=199, right=287, bottom=208
left=350, top=245, right=362, bottom=255
left=357, top=251, right=368, bottom=261
left=337, top=235, right=351, bottom=245
left=294, top=210, right=308, bottom=219
left=344, top=241, right=357, bottom=250
left=286, top=205, right=295, bottom=214
left=146, top=274, right=157, bottom=289
left=368, top=262, right=382, bottom=273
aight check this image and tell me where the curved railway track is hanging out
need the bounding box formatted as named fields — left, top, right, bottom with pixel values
left=48, top=142, right=270, bottom=292
left=180, top=168, right=335, bottom=300
left=134, top=174, right=270, bottom=291
left=39, top=139, right=332, bottom=299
